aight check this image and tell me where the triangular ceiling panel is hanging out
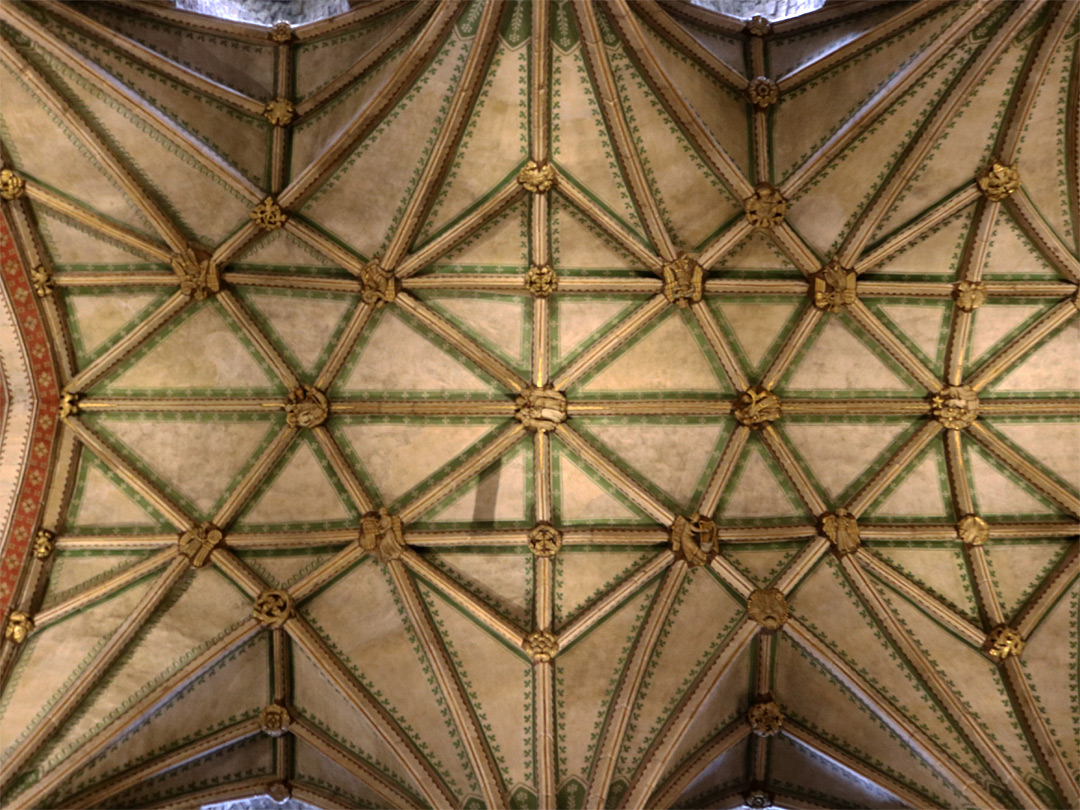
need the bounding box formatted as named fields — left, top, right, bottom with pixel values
left=419, top=40, right=529, bottom=241
left=39, top=548, right=155, bottom=612
left=720, top=543, right=801, bottom=587
left=301, top=558, right=480, bottom=802
left=415, top=441, right=530, bottom=527
left=870, top=299, right=950, bottom=370
left=553, top=444, right=656, bottom=526
left=982, top=206, right=1068, bottom=279
left=231, top=228, right=338, bottom=268
left=551, top=189, right=649, bottom=273
left=551, top=41, right=645, bottom=240
left=420, top=548, right=532, bottom=629
left=784, top=41, right=973, bottom=258
left=235, top=549, right=341, bottom=592
left=290, top=41, right=417, bottom=174
left=717, top=439, right=808, bottom=521
left=86, top=412, right=281, bottom=520
left=711, top=229, right=801, bottom=274
left=863, top=544, right=980, bottom=625
left=860, top=203, right=976, bottom=277
left=423, top=195, right=529, bottom=271
left=615, top=569, right=744, bottom=784
left=335, top=308, right=500, bottom=396
left=554, top=295, right=647, bottom=364
left=573, top=418, right=731, bottom=512
left=337, top=418, right=503, bottom=507
left=782, top=419, right=913, bottom=505
left=556, top=582, right=658, bottom=783
left=862, top=441, right=951, bottom=520
left=575, top=309, right=728, bottom=395
left=982, top=539, right=1073, bottom=617
left=419, top=582, right=533, bottom=793
left=990, top=419, right=1080, bottom=490
left=66, top=451, right=171, bottom=532
left=967, top=441, right=1066, bottom=519
left=299, top=35, right=470, bottom=259
left=95, top=301, right=284, bottom=396
left=33, top=205, right=165, bottom=268
left=967, top=301, right=1050, bottom=369
left=555, top=548, right=664, bottom=626
left=64, top=288, right=171, bottom=367
left=780, top=317, right=921, bottom=395
left=234, top=434, right=356, bottom=530
left=986, top=319, right=1080, bottom=394
left=709, top=297, right=804, bottom=375
left=417, top=292, right=530, bottom=372
left=237, top=288, right=355, bottom=379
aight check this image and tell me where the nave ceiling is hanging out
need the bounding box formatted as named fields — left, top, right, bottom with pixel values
left=0, top=0, right=1078, bottom=808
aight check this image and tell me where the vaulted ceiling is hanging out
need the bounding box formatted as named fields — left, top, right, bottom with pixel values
left=0, top=1, right=1078, bottom=809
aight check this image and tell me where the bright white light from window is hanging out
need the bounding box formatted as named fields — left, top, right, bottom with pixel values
left=687, top=0, right=827, bottom=22
left=175, top=0, right=349, bottom=25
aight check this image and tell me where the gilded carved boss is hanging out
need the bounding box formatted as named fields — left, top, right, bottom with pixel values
left=515, top=386, right=566, bottom=432
left=821, top=508, right=860, bottom=556
left=284, top=385, right=329, bottom=429
left=952, top=280, right=986, bottom=312
left=0, top=168, right=25, bottom=200
left=525, top=265, right=557, bottom=297
left=359, top=507, right=405, bottom=562
left=357, top=258, right=397, bottom=305
left=733, top=387, right=781, bottom=429
left=250, top=197, right=287, bottom=230
left=263, top=98, right=296, bottom=127
left=811, top=262, right=857, bottom=312
left=517, top=160, right=556, bottom=193
left=260, top=704, right=291, bottom=737
left=523, top=630, right=558, bottom=662
left=956, top=514, right=989, bottom=546
left=171, top=246, right=219, bottom=300
left=4, top=612, right=33, bottom=643
left=32, top=529, right=55, bottom=560
left=662, top=254, right=704, bottom=308
left=178, top=522, right=224, bottom=567
left=743, top=183, right=786, bottom=230
left=747, top=588, right=789, bottom=630
left=747, top=697, right=783, bottom=736
left=977, top=160, right=1020, bottom=201
left=928, top=385, right=979, bottom=429
left=528, top=522, right=562, bottom=557
left=252, top=589, right=294, bottom=628
left=670, top=513, right=719, bottom=567
left=983, top=624, right=1024, bottom=661
left=746, top=77, right=779, bottom=109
